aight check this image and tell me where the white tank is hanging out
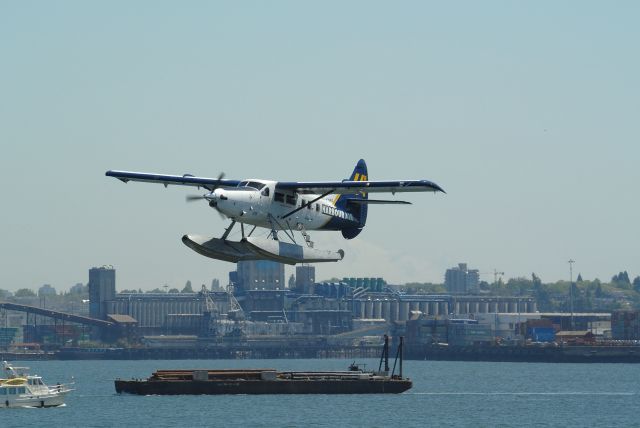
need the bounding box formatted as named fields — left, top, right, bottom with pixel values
left=373, top=300, right=382, bottom=319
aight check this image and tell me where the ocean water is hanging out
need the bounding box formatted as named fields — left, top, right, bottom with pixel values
left=3, top=358, right=639, bottom=427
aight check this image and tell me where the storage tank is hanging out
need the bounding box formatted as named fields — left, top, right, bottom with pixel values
left=469, top=301, right=478, bottom=314
left=355, top=300, right=365, bottom=319
left=399, top=302, right=410, bottom=321
left=419, top=301, right=428, bottom=315
left=438, top=302, right=448, bottom=317
left=428, top=301, right=437, bottom=316
left=390, top=301, right=399, bottom=322
left=480, top=301, right=489, bottom=313
left=381, top=300, right=391, bottom=320
left=373, top=300, right=382, bottom=319
left=364, top=300, right=374, bottom=319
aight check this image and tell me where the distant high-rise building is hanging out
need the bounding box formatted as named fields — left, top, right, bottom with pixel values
left=88, top=265, right=116, bottom=319
left=69, top=283, right=88, bottom=295
left=234, top=260, right=285, bottom=291
left=295, top=265, right=315, bottom=294
left=445, top=263, right=479, bottom=294
left=38, top=284, right=57, bottom=297
left=466, top=269, right=480, bottom=293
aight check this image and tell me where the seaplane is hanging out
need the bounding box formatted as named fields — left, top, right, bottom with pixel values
left=106, top=159, right=444, bottom=264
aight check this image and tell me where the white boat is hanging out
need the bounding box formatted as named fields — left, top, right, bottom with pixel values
left=1, top=361, right=72, bottom=408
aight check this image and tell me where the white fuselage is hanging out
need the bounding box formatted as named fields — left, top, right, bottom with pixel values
left=210, top=180, right=357, bottom=231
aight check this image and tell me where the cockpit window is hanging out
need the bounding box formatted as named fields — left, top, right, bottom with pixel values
left=239, top=181, right=265, bottom=190
left=247, top=181, right=265, bottom=190
left=262, top=187, right=270, bottom=197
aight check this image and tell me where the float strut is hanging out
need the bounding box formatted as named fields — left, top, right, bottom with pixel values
left=221, top=220, right=237, bottom=240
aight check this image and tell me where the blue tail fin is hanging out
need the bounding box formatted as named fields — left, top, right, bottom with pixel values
left=336, top=159, right=368, bottom=239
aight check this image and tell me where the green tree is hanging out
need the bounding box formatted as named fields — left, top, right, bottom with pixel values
left=168, top=288, right=180, bottom=293
left=612, top=271, right=631, bottom=289
left=595, top=280, right=603, bottom=298
left=182, top=280, right=193, bottom=293
left=15, top=288, right=36, bottom=297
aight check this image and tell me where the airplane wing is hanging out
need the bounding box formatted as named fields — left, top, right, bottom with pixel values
left=105, top=170, right=241, bottom=191
left=276, top=179, right=445, bottom=195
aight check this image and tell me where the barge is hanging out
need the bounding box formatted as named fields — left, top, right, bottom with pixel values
left=115, top=336, right=411, bottom=395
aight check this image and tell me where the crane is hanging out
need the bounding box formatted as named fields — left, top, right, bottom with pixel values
left=200, top=284, right=245, bottom=337
left=479, top=269, right=505, bottom=285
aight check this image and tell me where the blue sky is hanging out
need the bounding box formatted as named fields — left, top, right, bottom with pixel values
left=1, top=1, right=638, bottom=292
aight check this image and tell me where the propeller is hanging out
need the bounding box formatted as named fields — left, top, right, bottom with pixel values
left=185, top=172, right=227, bottom=220
left=185, top=195, right=206, bottom=203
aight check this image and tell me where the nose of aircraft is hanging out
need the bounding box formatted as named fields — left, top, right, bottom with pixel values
left=205, top=189, right=227, bottom=207
left=204, top=191, right=216, bottom=202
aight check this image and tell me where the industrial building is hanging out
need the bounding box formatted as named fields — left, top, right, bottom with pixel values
left=445, top=263, right=479, bottom=294
left=294, top=265, right=315, bottom=294
left=231, top=260, right=285, bottom=292
left=85, top=263, right=540, bottom=339
left=88, top=265, right=116, bottom=320
left=106, top=292, right=230, bottom=330
left=351, top=295, right=536, bottom=321
left=1, top=262, right=542, bottom=352
left=611, top=310, right=640, bottom=340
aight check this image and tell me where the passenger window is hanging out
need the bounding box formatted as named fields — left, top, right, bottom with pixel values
left=286, top=195, right=296, bottom=205
left=9, top=387, right=16, bottom=394
left=275, top=192, right=284, bottom=203
left=316, top=204, right=319, bottom=212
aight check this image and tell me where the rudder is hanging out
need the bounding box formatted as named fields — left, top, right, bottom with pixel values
left=336, top=159, right=368, bottom=239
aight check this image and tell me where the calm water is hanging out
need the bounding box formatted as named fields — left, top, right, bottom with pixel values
left=3, top=358, right=639, bottom=427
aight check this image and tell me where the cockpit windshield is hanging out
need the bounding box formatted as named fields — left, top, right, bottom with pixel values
left=238, top=181, right=265, bottom=190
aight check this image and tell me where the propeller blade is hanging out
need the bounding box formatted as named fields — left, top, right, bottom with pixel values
left=186, top=195, right=205, bottom=202
left=209, top=172, right=226, bottom=191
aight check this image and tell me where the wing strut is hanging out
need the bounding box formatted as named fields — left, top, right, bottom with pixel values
left=281, top=190, right=334, bottom=220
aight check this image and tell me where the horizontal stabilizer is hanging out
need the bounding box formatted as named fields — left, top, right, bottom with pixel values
left=346, top=199, right=412, bottom=205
